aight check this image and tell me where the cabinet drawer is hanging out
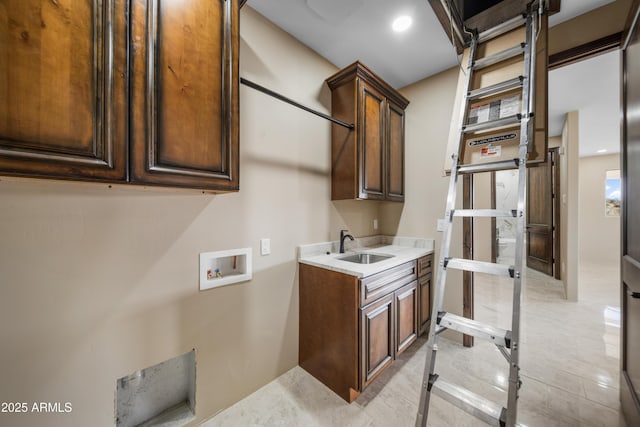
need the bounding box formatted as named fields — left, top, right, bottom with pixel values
left=418, top=255, right=433, bottom=276
left=360, top=261, right=417, bottom=307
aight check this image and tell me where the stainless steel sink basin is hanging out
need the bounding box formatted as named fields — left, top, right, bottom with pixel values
left=337, top=253, right=394, bottom=264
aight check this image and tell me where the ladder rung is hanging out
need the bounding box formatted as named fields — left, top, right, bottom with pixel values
left=473, top=43, right=526, bottom=70
left=453, top=209, right=517, bottom=218
left=444, top=258, right=514, bottom=278
left=457, top=159, right=519, bottom=174
left=478, top=15, right=526, bottom=43
left=468, top=77, right=524, bottom=100
left=464, top=114, right=521, bottom=133
left=437, top=312, right=512, bottom=348
left=430, top=376, right=506, bottom=427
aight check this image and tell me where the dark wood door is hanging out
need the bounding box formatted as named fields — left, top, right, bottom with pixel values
left=386, top=101, right=405, bottom=202
left=359, top=80, right=385, bottom=200
left=621, top=3, right=640, bottom=424
left=361, top=294, right=394, bottom=388
left=130, top=0, right=239, bottom=190
left=395, top=281, right=418, bottom=355
left=0, top=0, right=127, bottom=181
left=526, top=149, right=556, bottom=276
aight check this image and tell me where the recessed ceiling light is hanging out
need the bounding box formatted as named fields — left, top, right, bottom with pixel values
left=392, top=15, right=412, bottom=32
left=597, top=149, right=608, bottom=153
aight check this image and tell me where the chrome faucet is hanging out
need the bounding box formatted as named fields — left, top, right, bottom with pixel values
left=339, top=229, right=354, bottom=254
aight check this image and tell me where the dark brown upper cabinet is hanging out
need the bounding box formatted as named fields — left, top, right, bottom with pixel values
left=0, top=0, right=128, bottom=181
left=0, top=0, right=239, bottom=191
left=129, top=0, right=239, bottom=190
left=326, top=62, right=409, bottom=202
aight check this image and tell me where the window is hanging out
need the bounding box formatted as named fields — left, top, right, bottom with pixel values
left=605, top=170, right=621, bottom=216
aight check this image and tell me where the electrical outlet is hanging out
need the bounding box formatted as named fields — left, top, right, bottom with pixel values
left=260, top=238, right=271, bottom=256
left=373, top=219, right=378, bottom=230
left=437, top=219, right=446, bottom=232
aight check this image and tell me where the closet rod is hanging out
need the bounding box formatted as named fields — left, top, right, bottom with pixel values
left=240, top=78, right=355, bottom=129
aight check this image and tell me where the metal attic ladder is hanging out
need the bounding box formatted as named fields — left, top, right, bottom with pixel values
left=416, top=6, right=540, bottom=427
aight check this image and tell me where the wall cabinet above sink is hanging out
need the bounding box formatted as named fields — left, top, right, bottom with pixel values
left=326, top=61, right=409, bottom=202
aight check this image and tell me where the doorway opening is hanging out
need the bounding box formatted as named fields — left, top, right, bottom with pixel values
left=490, top=147, right=561, bottom=279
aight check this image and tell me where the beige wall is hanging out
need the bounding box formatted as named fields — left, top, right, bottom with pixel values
left=579, top=154, right=621, bottom=265
left=549, top=135, right=562, bottom=149
left=560, top=111, right=580, bottom=301
left=0, top=7, right=381, bottom=426
left=381, top=67, right=463, bottom=340
left=549, top=0, right=634, bottom=56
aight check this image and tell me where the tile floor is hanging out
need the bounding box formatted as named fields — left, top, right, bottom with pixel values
left=202, top=263, right=625, bottom=426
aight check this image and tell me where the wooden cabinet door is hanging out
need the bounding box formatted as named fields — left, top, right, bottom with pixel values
left=358, top=80, right=385, bottom=200
left=0, top=0, right=127, bottom=181
left=386, top=100, right=405, bottom=202
left=418, top=272, right=432, bottom=335
left=395, top=281, right=418, bottom=355
left=130, top=0, right=239, bottom=190
left=299, top=263, right=360, bottom=402
left=361, top=293, right=393, bottom=388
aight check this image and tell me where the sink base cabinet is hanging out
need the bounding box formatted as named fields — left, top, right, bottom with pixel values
left=299, top=264, right=361, bottom=403
left=299, top=259, right=421, bottom=402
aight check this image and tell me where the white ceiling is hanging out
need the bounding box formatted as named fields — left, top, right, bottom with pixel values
left=247, top=0, right=457, bottom=89
left=247, top=0, right=620, bottom=157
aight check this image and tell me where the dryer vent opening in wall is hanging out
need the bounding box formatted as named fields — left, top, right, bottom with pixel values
left=116, top=350, right=196, bottom=427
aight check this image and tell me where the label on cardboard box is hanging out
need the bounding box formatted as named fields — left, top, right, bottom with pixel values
left=468, top=95, right=520, bottom=125
left=481, top=145, right=502, bottom=157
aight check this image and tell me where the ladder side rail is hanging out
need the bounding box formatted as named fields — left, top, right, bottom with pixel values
left=416, top=33, right=479, bottom=427
left=506, top=9, right=537, bottom=427
left=415, top=154, right=461, bottom=427
left=526, top=7, right=539, bottom=153
left=416, top=161, right=464, bottom=427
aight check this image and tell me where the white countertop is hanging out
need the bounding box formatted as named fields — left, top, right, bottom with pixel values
left=298, top=235, right=434, bottom=278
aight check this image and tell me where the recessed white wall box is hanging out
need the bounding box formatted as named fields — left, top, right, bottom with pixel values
left=199, top=248, right=252, bottom=290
